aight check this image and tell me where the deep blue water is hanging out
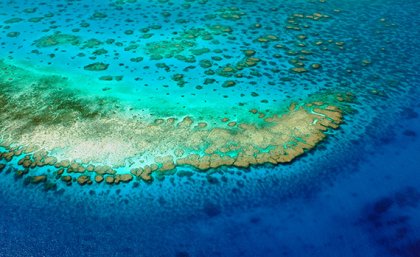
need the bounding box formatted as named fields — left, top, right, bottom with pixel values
left=0, top=0, right=419, bottom=256
left=0, top=104, right=419, bottom=257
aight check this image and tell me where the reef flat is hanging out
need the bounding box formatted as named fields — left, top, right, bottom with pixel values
left=0, top=60, right=346, bottom=186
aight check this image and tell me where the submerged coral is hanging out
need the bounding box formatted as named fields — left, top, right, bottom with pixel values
left=0, top=61, right=345, bottom=186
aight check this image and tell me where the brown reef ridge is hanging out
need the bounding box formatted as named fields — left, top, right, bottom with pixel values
left=0, top=61, right=347, bottom=187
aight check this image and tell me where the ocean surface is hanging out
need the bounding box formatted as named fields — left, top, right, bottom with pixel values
left=0, top=0, right=419, bottom=256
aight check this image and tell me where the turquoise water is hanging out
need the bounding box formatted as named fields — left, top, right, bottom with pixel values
left=0, top=0, right=419, bottom=256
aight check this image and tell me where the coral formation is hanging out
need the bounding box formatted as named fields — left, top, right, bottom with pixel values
left=0, top=61, right=345, bottom=186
